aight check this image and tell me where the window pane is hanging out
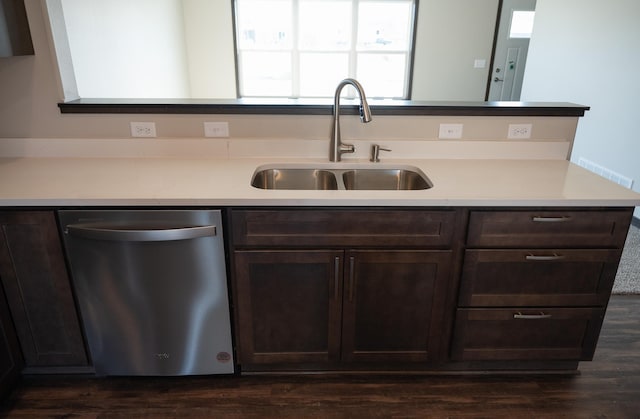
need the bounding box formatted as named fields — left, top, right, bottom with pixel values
left=236, top=0, right=292, bottom=49
left=357, top=1, right=413, bottom=51
left=299, top=53, right=349, bottom=97
left=299, top=1, right=351, bottom=50
left=239, top=52, right=292, bottom=97
left=357, top=53, right=406, bottom=98
left=509, top=11, right=535, bottom=39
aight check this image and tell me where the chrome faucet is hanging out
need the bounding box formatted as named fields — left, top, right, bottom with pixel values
left=329, top=78, right=372, bottom=162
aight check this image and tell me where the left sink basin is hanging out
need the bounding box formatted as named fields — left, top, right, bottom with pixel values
left=251, top=168, right=339, bottom=190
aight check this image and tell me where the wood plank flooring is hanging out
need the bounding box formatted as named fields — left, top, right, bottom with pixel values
left=1, top=295, right=639, bottom=418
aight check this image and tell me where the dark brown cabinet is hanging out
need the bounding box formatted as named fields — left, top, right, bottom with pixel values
left=452, top=208, right=633, bottom=365
left=234, top=250, right=343, bottom=365
left=0, top=0, right=34, bottom=57
left=0, top=281, right=23, bottom=400
left=231, top=209, right=460, bottom=371
left=458, top=249, right=622, bottom=307
left=452, top=307, right=605, bottom=361
left=0, top=212, right=88, bottom=371
left=340, top=250, right=452, bottom=363
left=0, top=206, right=631, bottom=375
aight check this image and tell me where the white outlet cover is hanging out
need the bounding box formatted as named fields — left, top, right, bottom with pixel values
left=204, top=122, right=230, bottom=138
left=130, top=122, right=156, bottom=137
left=508, top=123, right=532, bottom=139
left=439, top=123, right=463, bottom=139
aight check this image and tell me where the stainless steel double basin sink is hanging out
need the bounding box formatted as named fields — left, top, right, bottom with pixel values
left=251, top=164, right=433, bottom=191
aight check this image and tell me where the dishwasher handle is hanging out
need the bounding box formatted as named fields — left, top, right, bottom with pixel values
left=65, top=224, right=217, bottom=242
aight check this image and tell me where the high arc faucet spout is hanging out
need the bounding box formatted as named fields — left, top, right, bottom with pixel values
left=330, top=78, right=373, bottom=162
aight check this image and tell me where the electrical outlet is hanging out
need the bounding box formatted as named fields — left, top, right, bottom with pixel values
left=439, top=123, right=463, bottom=139
left=508, top=123, right=532, bottom=139
left=204, top=122, right=230, bottom=138
left=130, top=122, right=156, bottom=137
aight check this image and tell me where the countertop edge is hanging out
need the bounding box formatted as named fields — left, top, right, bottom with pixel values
left=1, top=199, right=639, bottom=208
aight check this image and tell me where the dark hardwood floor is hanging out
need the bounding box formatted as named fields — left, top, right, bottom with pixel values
left=1, top=295, right=639, bottom=418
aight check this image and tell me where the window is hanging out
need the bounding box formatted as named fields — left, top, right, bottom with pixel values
left=234, top=0, right=416, bottom=99
left=509, top=10, right=535, bottom=39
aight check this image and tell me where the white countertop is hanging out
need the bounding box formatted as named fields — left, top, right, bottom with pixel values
left=1, top=157, right=639, bottom=207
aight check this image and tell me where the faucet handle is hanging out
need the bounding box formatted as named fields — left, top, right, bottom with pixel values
left=370, top=144, right=391, bottom=162
left=341, top=143, right=355, bottom=154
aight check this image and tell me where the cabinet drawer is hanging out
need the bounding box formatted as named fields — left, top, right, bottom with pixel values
left=459, top=249, right=621, bottom=307
left=466, top=209, right=632, bottom=248
left=232, top=209, right=458, bottom=248
left=451, top=307, right=604, bottom=361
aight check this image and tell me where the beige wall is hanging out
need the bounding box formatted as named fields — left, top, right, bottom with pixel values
left=183, top=0, right=236, bottom=99
left=0, top=0, right=578, bottom=158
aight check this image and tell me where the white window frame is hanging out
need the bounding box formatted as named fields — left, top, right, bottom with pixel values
left=233, top=0, right=417, bottom=99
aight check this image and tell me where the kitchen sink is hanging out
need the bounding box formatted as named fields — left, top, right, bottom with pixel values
left=342, top=168, right=433, bottom=190
left=251, top=165, right=433, bottom=191
left=251, top=168, right=338, bottom=190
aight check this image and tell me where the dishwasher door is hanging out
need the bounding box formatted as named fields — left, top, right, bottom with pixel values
left=58, top=210, right=234, bottom=376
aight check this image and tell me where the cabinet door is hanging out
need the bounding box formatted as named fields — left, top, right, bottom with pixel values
left=234, top=250, right=343, bottom=366
left=0, top=283, right=23, bottom=400
left=0, top=212, right=88, bottom=367
left=341, top=250, right=453, bottom=363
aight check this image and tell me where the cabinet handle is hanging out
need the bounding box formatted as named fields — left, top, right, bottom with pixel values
left=525, top=253, right=565, bottom=261
left=531, top=216, right=571, bottom=223
left=513, top=312, right=552, bottom=319
left=348, top=257, right=355, bottom=302
left=333, top=257, right=340, bottom=300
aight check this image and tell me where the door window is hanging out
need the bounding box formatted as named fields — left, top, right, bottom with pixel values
left=509, top=11, right=535, bottom=39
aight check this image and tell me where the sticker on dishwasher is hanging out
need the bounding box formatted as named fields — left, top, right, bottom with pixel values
left=216, top=352, right=232, bottom=363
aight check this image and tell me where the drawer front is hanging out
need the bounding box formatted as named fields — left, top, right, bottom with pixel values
left=458, top=249, right=621, bottom=307
left=231, top=209, right=458, bottom=248
left=467, top=209, right=632, bottom=248
left=451, top=307, right=605, bottom=361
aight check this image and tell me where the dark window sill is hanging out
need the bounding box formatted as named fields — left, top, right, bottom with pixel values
left=58, top=98, right=590, bottom=117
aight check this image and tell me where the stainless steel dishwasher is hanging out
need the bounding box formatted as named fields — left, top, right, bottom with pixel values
left=58, top=210, right=234, bottom=376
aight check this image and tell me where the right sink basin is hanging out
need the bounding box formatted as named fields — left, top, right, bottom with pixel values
left=342, top=168, right=433, bottom=190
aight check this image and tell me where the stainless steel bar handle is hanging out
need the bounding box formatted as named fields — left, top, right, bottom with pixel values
left=348, top=257, right=355, bottom=302
left=66, top=224, right=217, bottom=242
left=531, top=216, right=571, bottom=222
left=525, top=254, right=565, bottom=261
left=513, top=312, right=552, bottom=320
left=333, top=257, right=340, bottom=300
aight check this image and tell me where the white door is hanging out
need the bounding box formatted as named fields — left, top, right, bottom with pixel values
left=488, top=0, right=536, bottom=101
